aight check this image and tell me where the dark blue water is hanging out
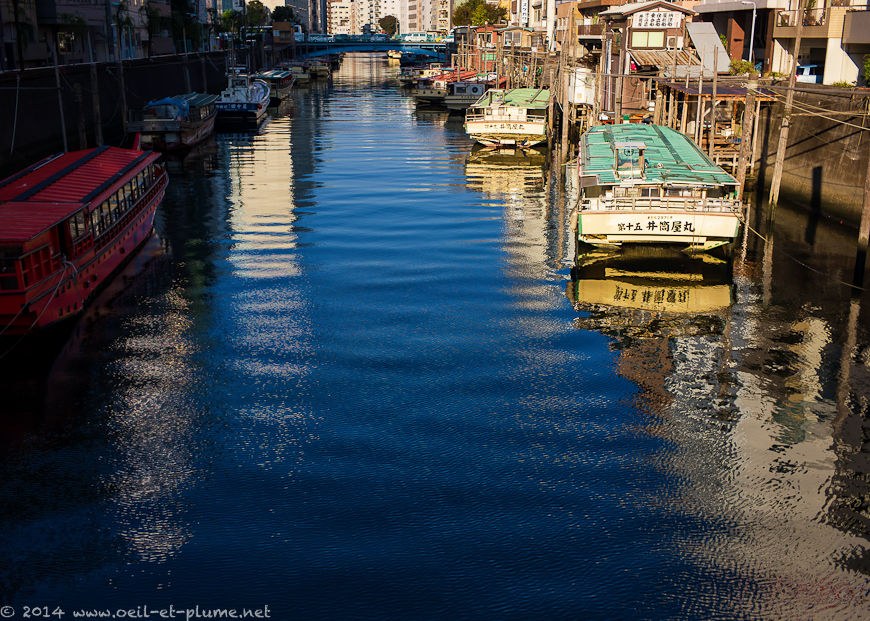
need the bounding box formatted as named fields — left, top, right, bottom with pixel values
left=1, top=54, right=869, bottom=620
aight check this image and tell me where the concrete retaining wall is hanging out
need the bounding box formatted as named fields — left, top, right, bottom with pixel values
left=757, top=84, right=870, bottom=225
left=0, top=51, right=252, bottom=175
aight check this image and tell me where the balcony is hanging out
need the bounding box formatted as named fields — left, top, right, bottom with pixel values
left=576, top=23, right=604, bottom=38
left=772, top=5, right=850, bottom=39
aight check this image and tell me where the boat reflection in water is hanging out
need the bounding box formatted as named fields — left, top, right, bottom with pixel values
left=464, top=145, right=547, bottom=194
left=567, top=249, right=733, bottom=339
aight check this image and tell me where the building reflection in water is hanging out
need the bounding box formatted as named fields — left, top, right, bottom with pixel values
left=567, top=240, right=870, bottom=614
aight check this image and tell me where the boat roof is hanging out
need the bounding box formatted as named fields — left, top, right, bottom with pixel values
left=580, top=124, right=738, bottom=186
left=257, top=69, right=293, bottom=79
left=473, top=88, right=551, bottom=109
left=0, top=202, right=84, bottom=243
left=0, top=146, right=159, bottom=205
left=146, top=92, right=218, bottom=110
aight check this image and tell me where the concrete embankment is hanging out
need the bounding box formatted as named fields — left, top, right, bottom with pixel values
left=0, top=51, right=240, bottom=174
left=756, top=84, right=870, bottom=226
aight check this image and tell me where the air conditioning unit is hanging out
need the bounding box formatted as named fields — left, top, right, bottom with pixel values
left=666, top=36, right=677, bottom=49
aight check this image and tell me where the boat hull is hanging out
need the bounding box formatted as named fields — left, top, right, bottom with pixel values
left=216, top=102, right=268, bottom=128
left=577, top=209, right=741, bottom=251
left=464, top=121, right=547, bottom=147
left=132, top=114, right=217, bottom=151
left=0, top=176, right=167, bottom=335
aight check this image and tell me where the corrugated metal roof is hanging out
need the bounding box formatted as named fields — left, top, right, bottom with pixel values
left=630, top=49, right=701, bottom=68
left=655, top=80, right=777, bottom=99
left=0, top=147, right=158, bottom=205
left=580, top=124, right=738, bottom=186
left=686, top=22, right=730, bottom=74
left=474, top=88, right=551, bottom=109
left=0, top=202, right=84, bottom=242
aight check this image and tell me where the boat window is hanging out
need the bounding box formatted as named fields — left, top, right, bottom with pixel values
left=69, top=211, right=88, bottom=239
left=115, top=189, right=126, bottom=214
left=107, top=193, right=118, bottom=220
left=127, top=180, right=137, bottom=203
left=456, top=86, right=466, bottom=94
left=639, top=187, right=660, bottom=197
left=0, top=245, right=21, bottom=291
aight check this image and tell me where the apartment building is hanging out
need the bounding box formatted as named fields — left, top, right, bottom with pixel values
left=769, top=0, right=869, bottom=84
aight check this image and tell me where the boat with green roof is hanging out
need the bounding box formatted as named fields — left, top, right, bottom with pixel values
left=464, top=88, right=549, bottom=148
left=573, top=124, right=741, bottom=253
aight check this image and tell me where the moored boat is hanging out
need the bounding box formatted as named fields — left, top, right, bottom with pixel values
left=573, top=124, right=742, bottom=253
left=463, top=88, right=549, bottom=148
left=256, top=69, right=295, bottom=106
left=444, top=79, right=489, bottom=111
left=215, top=71, right=270, bottom=127
left=126, top=92, right=218, bottom=151
left=286, top=63, right=310, bottom=83
left=306, top=60, right=331, bottom=78
left=0, top=146, right=168, bottom=335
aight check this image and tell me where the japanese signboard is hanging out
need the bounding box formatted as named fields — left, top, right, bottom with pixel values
left=520, top=0, right=529, bottom=26
left=632, top=10, right=680, bottom=29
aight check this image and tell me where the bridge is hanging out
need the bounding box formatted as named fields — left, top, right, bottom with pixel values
left=286, top=40, right=452, bottom=61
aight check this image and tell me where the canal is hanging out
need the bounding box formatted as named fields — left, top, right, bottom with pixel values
left=1, top=53, right=869, bottom=618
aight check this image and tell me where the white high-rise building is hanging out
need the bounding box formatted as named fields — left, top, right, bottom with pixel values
left=381, top=0, right=409, bottom=34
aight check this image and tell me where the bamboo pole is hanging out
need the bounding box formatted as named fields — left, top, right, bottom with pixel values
left=769, top=0, right=806, bottom=208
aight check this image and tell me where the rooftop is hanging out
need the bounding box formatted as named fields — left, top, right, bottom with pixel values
left=580, top=124, right=738, bottom=186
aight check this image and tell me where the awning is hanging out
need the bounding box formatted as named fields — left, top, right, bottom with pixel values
left=629, top=49, right=701, bottom=69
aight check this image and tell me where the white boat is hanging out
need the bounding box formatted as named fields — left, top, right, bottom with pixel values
left=573, top=124, right=742, bottom=253
left=444, top=80, right=488, bottom=111
left=463, top=88, right=549, bottom=148
left=216, top=70, right=271, bottom=127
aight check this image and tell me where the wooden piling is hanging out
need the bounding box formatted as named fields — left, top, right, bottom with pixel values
left=50, top=41, right=68, bottom=153
left=736, top=78, right=757, bottom=200
left=769, top=0, right=806, bottom=208
left=694, top=73, right=703, bottom=144
left=89, top=62, right=103, bottom=146
left=709, top=47, right=718, bottom=158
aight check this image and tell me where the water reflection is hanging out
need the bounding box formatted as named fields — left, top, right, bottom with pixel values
left=565, top=228, right=870, bottom=614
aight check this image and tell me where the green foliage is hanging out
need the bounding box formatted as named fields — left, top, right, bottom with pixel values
left=222, top=9, right=245, bottom=33
left=246, top=0, right=268, bottom=27
left=863, top=55, right=870, bottom=85
left=831, top=80, right=855, bottom=88
left=379, top=15, right=398, bottom=36
left=719, top=33, right=727, bottom=49
left=452, top=0, right=507, bottom=26
left=270, top=6, right=295, bottom=23
left=729, top=59, right=754, bottom=75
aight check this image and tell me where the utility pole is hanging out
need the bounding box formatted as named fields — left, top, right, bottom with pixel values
left=769, top=0, right=805, bottom=208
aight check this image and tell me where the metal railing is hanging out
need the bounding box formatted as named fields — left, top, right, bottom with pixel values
left=582, top=196, right=741, bottom=212
left=776, top=7, right=827, bottom=26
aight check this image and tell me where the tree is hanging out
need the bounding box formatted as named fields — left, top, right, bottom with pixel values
left=270, top=5, right=295, bottom=23
left=452, top=0, right=506, bottom=26
left=246, top=0, right=268, bottom=27
left=378, top=15, right=398, bottom=36
left=140, top=1, right=165, bottom=57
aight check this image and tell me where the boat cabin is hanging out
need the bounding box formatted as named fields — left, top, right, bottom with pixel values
left=0, top=147, right=167, bottom=332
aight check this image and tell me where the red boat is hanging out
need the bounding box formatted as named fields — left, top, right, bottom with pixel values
left=0, top=146, right=168, bottom=335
